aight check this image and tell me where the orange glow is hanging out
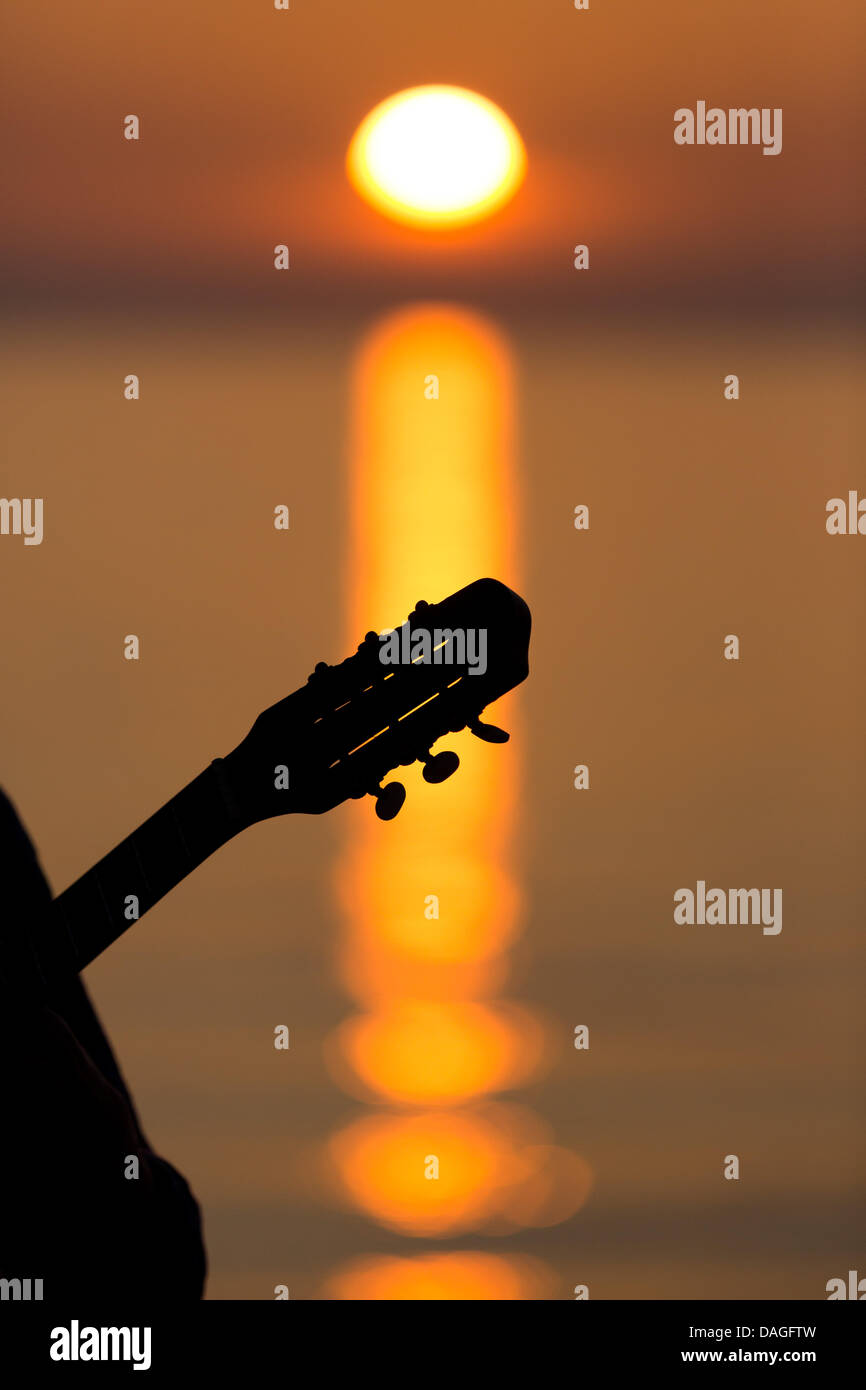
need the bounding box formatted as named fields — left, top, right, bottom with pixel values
left=324, top=1252, right=551, bottom=1301
left=347, top=86, right=526, bottom=229
left=339, top=304, right=522, bottom=1005
left=328, top=303, right=587, bottom=1286
left=327, top=1108, right=593, bottom=1237
left=347, top=303, right=519, bottom=619
left=327, top=1110, right=518, bottom=1236
left=335, top=937, right=511, bottom=1006
left=327, top=1001, right=547, bottom=1105
left=336, top=822, right=522, bottom=971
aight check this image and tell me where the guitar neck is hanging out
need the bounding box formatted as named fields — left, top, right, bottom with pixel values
left=28, top=758, right=250, bottom=991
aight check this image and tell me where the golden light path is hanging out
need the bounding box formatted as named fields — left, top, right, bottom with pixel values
left=337, top=305, right=521, bottom=1009
left=324, top=1252, right=552, bottom=1302
left=347, top=86, right=526, bottom=227
left=325, top=305, right=591, bottom=1298
left=329, top=1000, right=546, bottom=1106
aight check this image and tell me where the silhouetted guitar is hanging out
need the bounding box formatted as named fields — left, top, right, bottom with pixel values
left=15, top=578, right=530, bottom=995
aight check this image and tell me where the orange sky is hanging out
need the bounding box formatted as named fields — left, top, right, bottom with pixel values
left=3, top=0, right=863, bottom=307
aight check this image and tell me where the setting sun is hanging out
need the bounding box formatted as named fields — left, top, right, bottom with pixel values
left=347, top=85, right=526, bottom=227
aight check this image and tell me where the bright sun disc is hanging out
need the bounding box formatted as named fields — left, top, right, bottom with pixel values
left=347, top=85, right=526, bottom=228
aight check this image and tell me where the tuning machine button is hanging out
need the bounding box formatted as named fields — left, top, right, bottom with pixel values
left=407, top=599, right=429, bottom=623
left=421, top=749, right=460, bottom=783
left=373, top=781, right=406, bottom=820
left=469, top=719, right=510, bottom=744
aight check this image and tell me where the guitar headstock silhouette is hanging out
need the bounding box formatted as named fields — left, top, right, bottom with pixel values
left=18, top=578, right=530, bottom=993
left=230, top=577, right=530, bottom=822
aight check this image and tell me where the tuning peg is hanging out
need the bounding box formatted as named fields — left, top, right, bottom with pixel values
left=421, top=750, right=460, bottom=783
left=373, top=781, right=406, bottom=820
left=469, top=719, right=510, bottom=744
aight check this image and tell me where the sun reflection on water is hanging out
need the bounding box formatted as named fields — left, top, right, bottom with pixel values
left=326, top=304, right=589, bottom=1296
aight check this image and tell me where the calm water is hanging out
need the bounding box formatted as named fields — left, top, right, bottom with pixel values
left=1, top=307, right=863, bottom=1297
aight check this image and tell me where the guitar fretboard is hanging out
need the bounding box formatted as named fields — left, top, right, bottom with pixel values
left=27, top=760, right=246, bottom=991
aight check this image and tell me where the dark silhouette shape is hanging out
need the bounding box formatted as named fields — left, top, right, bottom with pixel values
left=0, top=579, right=530, bottom=1299
left=0, top=790, right=206, bottom=1301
